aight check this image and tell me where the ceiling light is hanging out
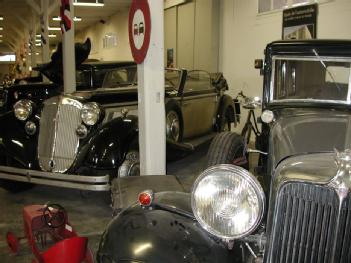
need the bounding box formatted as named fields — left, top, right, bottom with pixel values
left=53, top=16, right=82, bottom=22
left=48, top=34, right=56, bottom=38
left=0, top=16, right=3, bottom=21
left=0, top=40, right=2, bottom=43
left=73, top=0, right=104, bottom=7
left=35, top=43, right=41, bottom=46
left=36, top=34, right=41, bottom=38
left=48, top=27, right=61, bottom=31
left=35, top=39, right=41, bottom=42
left=0, top=27, right=3, bottom=31
left=0, top=34, right=2, bottom=37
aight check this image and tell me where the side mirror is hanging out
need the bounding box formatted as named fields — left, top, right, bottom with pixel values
left=254, top=59, right=263, bottom=69
left=254, top=59, right=264, bottom=76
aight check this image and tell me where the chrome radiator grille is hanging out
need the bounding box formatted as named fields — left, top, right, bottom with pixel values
left=269, top=183, right=351, bottom=263
left=38, top=96, right=82, bottom=173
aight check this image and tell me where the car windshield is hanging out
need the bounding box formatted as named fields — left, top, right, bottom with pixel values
left=102, top=66, right=137, bottom=88
left=271, top=56, right=351, bottom=104
left=165, top=69, right=181, bottom=90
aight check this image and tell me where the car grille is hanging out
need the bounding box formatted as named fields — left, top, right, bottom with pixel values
left=38, top=96, right=83, bottom=173
left=269, top=182, right=351, bottom=263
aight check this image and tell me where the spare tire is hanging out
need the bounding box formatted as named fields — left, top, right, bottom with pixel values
left=206, top=132, right=248, bottom=169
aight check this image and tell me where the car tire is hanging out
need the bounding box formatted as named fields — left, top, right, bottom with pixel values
left=206, top=132, right=248, bottom=169
left=166, top=106, right=182, bottom=142
left=0, top=156, right=34, bottom=193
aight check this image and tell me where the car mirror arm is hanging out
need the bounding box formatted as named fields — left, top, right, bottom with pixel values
left=247, top=148, right=268, bottom=155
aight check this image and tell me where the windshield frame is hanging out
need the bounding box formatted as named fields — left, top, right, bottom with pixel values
left=269, top=55, right=351, bottom=105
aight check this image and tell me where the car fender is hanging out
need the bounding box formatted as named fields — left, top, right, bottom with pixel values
left=216, top=94, right=236, bottom=129
left=0, top=112, right=38, bottom=168
left=80, top=115, right=138, bottom=169
left=97, top=192, right=235, bottom=263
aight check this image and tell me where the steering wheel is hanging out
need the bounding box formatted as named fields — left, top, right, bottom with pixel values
left=42, top=203, right=67, bottom=228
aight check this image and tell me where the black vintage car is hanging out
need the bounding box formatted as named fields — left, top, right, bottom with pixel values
left=97, top=40, right=351, bottom=263
left=0, top=58, right=236, bottom=193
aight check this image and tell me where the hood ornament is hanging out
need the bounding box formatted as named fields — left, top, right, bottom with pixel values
left=329, top=149, right=351, bottom=199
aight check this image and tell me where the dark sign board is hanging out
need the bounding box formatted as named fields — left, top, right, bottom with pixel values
left=282, top=4, right=318, bottom=40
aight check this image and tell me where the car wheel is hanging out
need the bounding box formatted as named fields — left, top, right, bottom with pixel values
left=0, top=157, right=34, bottom=193
left=206, top=132, right=248, bottom=169
left=118, top=151, right=140, bottom=177
left=166, top=110, right=181, bottom=142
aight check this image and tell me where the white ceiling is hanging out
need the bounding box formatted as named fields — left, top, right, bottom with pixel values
left=0, top=0, right=132, bottom=54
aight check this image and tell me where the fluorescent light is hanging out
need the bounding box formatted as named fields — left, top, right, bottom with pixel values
left=0, top=16, right=3, bottom=21
left=0, top=40, right=2, bottom=43
left=48, top=34, right=56, bottom=38
left=35, top=39, right=41, bottom=42
left=36, top=52, right=40, bottom=56
left=0, top=34, right=2, bottom=37
left=73, top=0, right=104, bottom=7
left=36, top=34, right=41, bottom=38
left=35, top=43, right=41, bottom=46
left=52, top=16, right=82, bottom=22
left=0, top=27, right=3, bottom=31
left=48, top=27, right=61, bottom=31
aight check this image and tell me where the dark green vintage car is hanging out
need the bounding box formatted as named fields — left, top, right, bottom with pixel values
left=97, top=40, right=351, bottom=263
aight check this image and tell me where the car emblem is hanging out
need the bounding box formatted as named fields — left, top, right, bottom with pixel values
left=329, top=149, right=351, bottom=200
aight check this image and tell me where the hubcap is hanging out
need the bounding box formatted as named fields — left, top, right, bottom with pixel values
left=166, top=110, right=180, bottom=141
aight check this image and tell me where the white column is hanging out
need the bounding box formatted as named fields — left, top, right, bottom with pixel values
left=138, top=0, right=166, bottom=175
left=62, top=0, right=76, bottom=94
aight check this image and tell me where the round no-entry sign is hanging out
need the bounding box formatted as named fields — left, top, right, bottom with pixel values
left=128, top=0, right=151, bottom=64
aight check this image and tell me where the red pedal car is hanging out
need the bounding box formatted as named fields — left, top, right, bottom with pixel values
left=6, top=203, right=93, bottom=263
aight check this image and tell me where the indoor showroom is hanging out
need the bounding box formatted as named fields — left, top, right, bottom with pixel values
left=0, top=0, right=351, bottom=262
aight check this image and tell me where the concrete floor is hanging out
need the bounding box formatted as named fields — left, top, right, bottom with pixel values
left=0, top=143, right=209, bottom=262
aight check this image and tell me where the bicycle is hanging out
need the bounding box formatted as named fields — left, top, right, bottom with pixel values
left=235, top=91, right=261, bottom=145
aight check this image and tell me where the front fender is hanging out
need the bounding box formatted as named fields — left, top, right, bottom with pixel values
left=81, top=116, right=138, bottom=169
left=217, top=95, right=236, bottom=129
left=97, top=192, right=234, bottom=263
left=0, top=112, right=38, bottom=168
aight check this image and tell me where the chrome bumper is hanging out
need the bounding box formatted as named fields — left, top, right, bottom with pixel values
left=0, top=165, right=110, bottom=191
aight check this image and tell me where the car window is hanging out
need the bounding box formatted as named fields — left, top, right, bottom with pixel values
left=102, top=66, right=137, bottom=88
left=165, top=69, right=181, bottom=90
left=76, top=69, right=92, bottom=90
left=184, top=70, right=212, bottom=92
left=272, top=57, right=351, bottom=103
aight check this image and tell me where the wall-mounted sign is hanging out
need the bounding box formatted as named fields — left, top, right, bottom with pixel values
left=128, top=0, right=151, bottom=64
left=282, top=4, right=318, bottom=40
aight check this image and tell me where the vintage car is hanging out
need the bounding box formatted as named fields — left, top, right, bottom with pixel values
left=0, top=60, right=236, bottom=193
left=96, top=39, right=351, bottom=263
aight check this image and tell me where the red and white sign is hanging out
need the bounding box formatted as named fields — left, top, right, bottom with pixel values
left=128, top=0, right=151, bottom=64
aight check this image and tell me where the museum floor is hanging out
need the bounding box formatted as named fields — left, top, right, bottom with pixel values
left=0, top=143, right=209, bottom=262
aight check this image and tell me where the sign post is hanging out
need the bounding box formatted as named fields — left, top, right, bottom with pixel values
left=129, top=0, right=166, bottom=176
left=60, top=0, right=76, bottom=94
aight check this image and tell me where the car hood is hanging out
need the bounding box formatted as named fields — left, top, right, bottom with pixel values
left=270, top=108, right=351, bottom=168
left=35, top=38, right=91, bottom=84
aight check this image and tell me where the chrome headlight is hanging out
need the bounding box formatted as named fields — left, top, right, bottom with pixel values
left=14, top=99, right=33, bottom=121
left=81, top=102, right=101, bottom=126
left=191, top=164, right=265, bottom=240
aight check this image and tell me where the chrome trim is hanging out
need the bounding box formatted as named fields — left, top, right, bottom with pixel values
left=38, top=96, right=83, bottom=173
left=0, top=165, right=110, bottom=191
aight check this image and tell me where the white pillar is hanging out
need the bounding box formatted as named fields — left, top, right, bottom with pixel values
left=138, top=0, right=166, bottom=175
left=62, top=0, right=76, bottom=94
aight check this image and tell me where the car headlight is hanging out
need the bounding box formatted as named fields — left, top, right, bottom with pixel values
left=191, top=164, right=265, bottom=240
left=81, top=102, right=101, bottom=126
left=14, top=100, right=33, bottom=121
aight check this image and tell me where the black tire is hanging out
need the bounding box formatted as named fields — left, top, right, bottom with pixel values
left=206, top=132, right=248, bottom=169
left=0, top=157, right=34, bottom=193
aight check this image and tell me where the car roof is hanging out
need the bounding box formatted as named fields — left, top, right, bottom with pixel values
left=79, top=61, right=136, bottom=70
left=267, top=39, right=351, bottom=57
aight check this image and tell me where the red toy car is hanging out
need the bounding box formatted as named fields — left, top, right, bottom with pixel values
left=6, top=203, right=93, bottom=263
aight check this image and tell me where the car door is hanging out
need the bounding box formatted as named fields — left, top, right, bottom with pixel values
left=180, top=70, right=218, bottom=139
